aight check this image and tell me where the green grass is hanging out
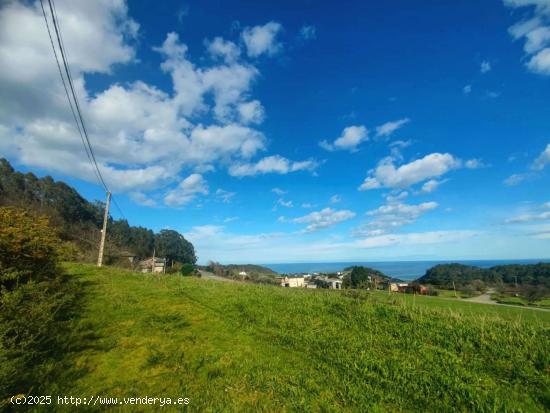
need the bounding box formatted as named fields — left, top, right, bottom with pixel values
left=38, top=263, right=550, bottom=412
left=371, top=290, right=550, bottom=322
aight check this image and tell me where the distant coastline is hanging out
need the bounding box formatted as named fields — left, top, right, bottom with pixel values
left=263, top=259, right=550, bottom=280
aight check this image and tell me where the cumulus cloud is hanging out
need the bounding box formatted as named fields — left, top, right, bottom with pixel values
left=242, top=21, right=283, bottom=57
left=271, top=187, right=287, bottom=195
left=0, top=4, right=306, bottom=206
left=129, top=191, right=157, bottom=207
left=292, top=208, right=356, bottom=233
left=164, top=174, right=208, bottom=206
left=419, top=179, right=446, bottom=194
left=375, top=118, right=410, bottom=138
left=330, top=195, right=341, bottom=204
left=237, top=100, right=265, bottom=124
left=463, top=85, right=472, bottom=94
left=319, top=125, right=368, bottom=151
left=359, top=153, right=462, bottom=191
left=205, top=36, right=241, bottom=63
left=532, top=143, right=550, bottom=170
left=353, top=201, right=438, bottom=237
left=229, top=155, right=319, bottom=177
left=505, top=0, right=550, bottom=75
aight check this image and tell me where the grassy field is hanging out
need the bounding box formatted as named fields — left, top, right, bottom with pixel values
left=35, top=263, right=550, bottom=412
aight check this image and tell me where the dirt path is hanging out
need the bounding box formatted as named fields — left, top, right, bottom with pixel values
left=463, top=289, right=497, bottom=304
left=198, top=270, right=237, bottom=282
left=460, top=289, right=550, bottom=312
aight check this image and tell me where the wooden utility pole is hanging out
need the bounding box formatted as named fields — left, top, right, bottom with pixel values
left=97, top=191, right=111, bottom=267
left=152, top=248, right=156, bottom=273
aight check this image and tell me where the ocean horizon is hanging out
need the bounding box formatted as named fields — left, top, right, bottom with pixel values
left=263, top=258, right=550, bottom=280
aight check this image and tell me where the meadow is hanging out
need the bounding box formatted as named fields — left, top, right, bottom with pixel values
left=32, top=263, right=550, bottom=412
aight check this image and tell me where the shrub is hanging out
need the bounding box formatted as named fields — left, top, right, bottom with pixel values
left=0, top=207, right=78, bottom=399
left=180, top=263, right=195, bottom=276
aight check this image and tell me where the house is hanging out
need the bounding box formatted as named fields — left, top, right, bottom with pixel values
left=316, top=276, right=343, bottom=289
left=138, top=257, right=166, bottom=273
left=238, top=271, right=247, bottom=276
left=279, top=276, right=305, bottom=288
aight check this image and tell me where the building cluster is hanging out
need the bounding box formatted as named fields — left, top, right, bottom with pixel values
left=276, top=273, right=429, bottom=295
left=276, top=272, right=344, bottom=289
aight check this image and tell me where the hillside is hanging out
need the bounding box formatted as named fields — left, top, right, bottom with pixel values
left=0, top=159, right=195, bottom=266
left=418, top=262, right=550, bottom=287
left=22, top=263, right=549, bottom=412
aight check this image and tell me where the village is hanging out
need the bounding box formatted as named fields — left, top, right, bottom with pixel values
left=275, top=271, right=429, bottom=294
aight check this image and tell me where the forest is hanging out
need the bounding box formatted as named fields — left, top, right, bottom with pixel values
left=0, top=159, right=196, bottom=266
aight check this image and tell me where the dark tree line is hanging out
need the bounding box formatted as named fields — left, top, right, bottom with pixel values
left=0, top=159, right=196, bottom=265
left=417, top=263, right=550, bottom=288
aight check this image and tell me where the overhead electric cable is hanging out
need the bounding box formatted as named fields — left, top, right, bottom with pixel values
left=40, top=0, right=127, bottom=221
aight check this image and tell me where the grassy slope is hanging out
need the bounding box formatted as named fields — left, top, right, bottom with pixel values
left=47, top=264, right=549, bottom=412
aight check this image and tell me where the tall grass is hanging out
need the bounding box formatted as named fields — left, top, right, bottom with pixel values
left=40, top=264, right=550, bottom=412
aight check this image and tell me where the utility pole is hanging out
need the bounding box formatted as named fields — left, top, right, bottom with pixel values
left=97, top=191, right=111, bottom=267
left=152, top=248, right=156, bottom=273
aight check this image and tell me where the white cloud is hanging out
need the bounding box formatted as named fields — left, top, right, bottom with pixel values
left=504, top=173, right=528, bottom=186
left=271, top=187, right=287, bottom=195
left=205, top=36, right=241, bottom=63
left=465, top=158, right=487, bottom=169
left=277, top=198, right=294, bottom=208
left=300, top=25, right=317, bottom=40
left=330, top=195, right=341, bottom=204
left=229, top=155, right=319, bottom=177
left=375, top=118, right=410, bottom=138
left=184, top=224, right=480, bottom=264
left=353, top=201, right=438, bottom=236
left=506, top=211, right=550, bottom=223
left=353, top=230, right=479, bottom=249
left=463, top=85, right=472, bottom=94
left=0, top=3, right=300, bottom=204
left=164, top=174, right=208, bottom=206
left=385, top=190, right=409, bottom=203
left=480, top=60, right=492, bottom=73
left=224, top=216, right=239, bottom=223
left=505, top=1, right=550, bottom=75
left=292, top=208, right=356, bottom=233
left=301, top=203, right=313, bottom=208
left=241, top=21, right=283, bottom=57
left=129, top=191, right=157, bottom=207
left=320, top=125, right=368, bottom=151
left=359, top=153, right=462, bottom=191
left=419, top=179, right=446, bottom=194
left=532, top=143, right=550, bottom=170
left=505, top=202, right=550, bottom=223
left=215, top=188, right=236, bottom=203
left=237, top=100, right=265, bottom=124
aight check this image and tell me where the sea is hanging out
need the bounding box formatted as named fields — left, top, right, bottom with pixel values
left=263, top=259, right=550, bottom=281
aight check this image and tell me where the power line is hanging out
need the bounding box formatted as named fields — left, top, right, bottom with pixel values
left=40, top=0, right=127, bottom=222
left=38, top=0, right=103, bottom=187
left=45, top=0, right=108, bottom=191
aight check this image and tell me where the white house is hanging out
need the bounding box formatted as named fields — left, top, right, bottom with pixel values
left=279, top=276, right=305, bottom=288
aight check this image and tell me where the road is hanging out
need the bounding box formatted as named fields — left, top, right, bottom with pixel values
left=460, top=289, right=550, bottom=312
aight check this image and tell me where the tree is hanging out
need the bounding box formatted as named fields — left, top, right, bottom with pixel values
left=155, top=229, right=196, bottom=265
left=347, top=266, right=388, bottom=289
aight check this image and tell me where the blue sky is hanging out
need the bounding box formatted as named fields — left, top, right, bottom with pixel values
left=0, top=0, right=549, bottom=263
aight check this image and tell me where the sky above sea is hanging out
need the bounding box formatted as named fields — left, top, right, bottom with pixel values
left=264, top=259, right=550, bottom=280
left=0, top=0, right=549, bottom=264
